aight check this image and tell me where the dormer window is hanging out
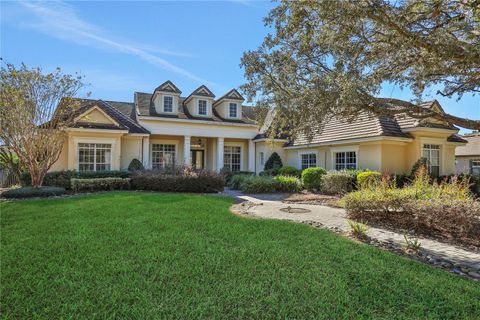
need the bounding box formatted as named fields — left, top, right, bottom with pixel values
left=163, top=96, right=173, bottom=113
left=198, top=100, right=207, bottom=116
left=229, top=103, right=238, bottom=118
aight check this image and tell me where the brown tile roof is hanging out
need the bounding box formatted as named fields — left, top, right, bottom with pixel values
left=455, top=133, right=480, bottom=156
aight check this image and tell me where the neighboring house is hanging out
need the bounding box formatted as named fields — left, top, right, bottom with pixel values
left=455, top=132, right=480, bottom=175
left=50, top=80, right=466, bottom=176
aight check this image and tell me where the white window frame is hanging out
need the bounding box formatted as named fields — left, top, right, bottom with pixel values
left=471, top=159, right=480, bottom=176
left=77, top=143, right=113, bottom=172
left=224, top=143, right=243, bottom=172
left=334, top=151, right=357, bottom=170
left=422, top=144, right=441, bottom=176
left=330, top=146, right=359, bottom=171
left=298, top=151, right=318, bottom=170
left=197, top=99, right=208, bottom=116
left=260, top=152, right=265, bottom=166
left=151, top=143, right=177, bottom=169
left=229, top=102, right=238, bottom=118
left=162, top=95, right=174, bottom=113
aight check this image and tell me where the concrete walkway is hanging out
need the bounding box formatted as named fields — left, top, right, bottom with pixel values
left=225, top=189, right=480, bottom=273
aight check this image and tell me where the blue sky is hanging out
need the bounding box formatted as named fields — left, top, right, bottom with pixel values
left=1, top=1, right=478, bottom=133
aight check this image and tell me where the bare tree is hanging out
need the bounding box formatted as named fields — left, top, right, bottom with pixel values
left=0, top=62, right=85, bottom=188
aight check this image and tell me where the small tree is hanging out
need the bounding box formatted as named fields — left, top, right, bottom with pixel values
left=128, top=158, right=144, bottom=171
left=264, top=152, right=283, bottom=170
left=0, top=62, right=85, bottom=188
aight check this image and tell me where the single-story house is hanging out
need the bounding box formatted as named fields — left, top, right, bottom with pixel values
left=50, top=80, right=467, bottom=176
left=455, top=132, right=480, bottom=175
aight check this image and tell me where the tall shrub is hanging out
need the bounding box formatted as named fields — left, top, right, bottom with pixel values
left=301, top=167, right=327, bottom=191
left=264, top=152, right=283, bottom=170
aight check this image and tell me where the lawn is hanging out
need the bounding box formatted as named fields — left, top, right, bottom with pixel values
left=1, top=192, right=479, bottom=319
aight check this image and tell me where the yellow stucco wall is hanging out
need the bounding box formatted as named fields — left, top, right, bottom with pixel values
left=255, top=141, right=288, bottom=174
left=78, top=108, right=116, bottom=124
left=121, top=136, right=143, bottom=170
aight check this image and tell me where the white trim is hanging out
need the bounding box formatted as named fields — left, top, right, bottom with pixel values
left=253, top=138, right=289, bottom=143
left=138, top=116, right=258, bottom=128
left=331, top=146, right=359, bottom=171
left=162, top=95, right=174, bottom=113
left=65, top=128, right=128, bottom=134
left=150, top=139, right=179, bottom=168
left=402, top=127, right=458, bottom=134
left=284, top=136, right=412, bottom=149
left=298, top=150, right=318, bottom=170
left=228, top=102, right=239, bottom=119
left=73, top=105, right=120, bottom=126
left=196, top=99, right=209, bottom=117
left=224, top=141, right=244, bottom=171
left=74, top=138, right=116, bottom=172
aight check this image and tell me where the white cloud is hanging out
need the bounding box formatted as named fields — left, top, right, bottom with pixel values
left=14, top=1, right=216, bottom=86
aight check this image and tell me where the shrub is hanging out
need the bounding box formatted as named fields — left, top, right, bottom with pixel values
left=301, top=167, right=327, bottom=191
left=356, top=171, right=381, bottom=189
left=344, top=168, right=480, bottom=246
left=321, top=170, right=357, bottom=195
left=20, top=170, right=129, bottom=190
left=410, top=157, right=428, bottom=176
left=259, top=168, right=280, bottom=176
left=278, top=166, right=301, bottom=177
left=273, top=175, right=301, bottom=192
left=228, top=174, right=250, bottom=190
left=240, top=176, right=277, bottom=193
left=131, top=170, right=224, bottom=193
left=128, top=159, right=144, bottom=171
left=347, top=220, right=368, bottom=239
left=264, top=152, right=283, bottom=171
left=71, top=178, right=131, bottom=192
left=2, top=186, right=66, bottom=199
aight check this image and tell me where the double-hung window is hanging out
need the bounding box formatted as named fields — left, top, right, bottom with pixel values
left=198, top=100, right=207, bottom=116
left=471, top=159, right=480, bottom=176
left=78, top=143, right=111, bottom=171
left=229, top=103, right=238, bottom=118
left=152, top=144, right=176, bottom=169
left=301, top=153, right=317, bottom=170
left=422, top=144, right=440, bottom=176
left=335, top=151, right=357, bottom=170
left=163, top=96, right=173, bottom=113
left=224, top=146, right=241, bottom=172
left=260, top=152, right=265, bottom=166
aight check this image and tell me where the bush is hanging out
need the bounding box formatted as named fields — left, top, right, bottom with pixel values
left=264, top=152, right=283, bottom=171
left=20, top=170, right=130, bottom=190
left=273, top=175, right=301, bottom=192
left=301, top=167, right=327, bottom=191
left=131, top=170, right=224, bottom=193
left=278, top=166, right=301, bottom=178
left=344, top=167, right=480, bottom=246
left=228, top=174, right=250, bottom=190
left=259, top=168, right=280, bottom=176
left=128, top=159, right=144, bottom=171
left=71, top=178, right=131, bottom=192
left=356, top=171, right=381, bottom=189
left=410, top=157, right=428, bottom=176
left=2, top=186, right=66, bottom=199
left=321, top=170, right=357, bottom=195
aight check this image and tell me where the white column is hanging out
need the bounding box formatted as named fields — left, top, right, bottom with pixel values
left=248, top=140, right=255, bottom=173
left=142, top=137, right=150, bottom=169
left=183, top=135, right=191, bottom=166
left=217, top=137, right=224, bottom=171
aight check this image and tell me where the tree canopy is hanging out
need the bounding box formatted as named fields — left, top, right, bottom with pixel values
left=241, top=0, right=480, bottom=139
left=0, top=62, right=85, bottom=187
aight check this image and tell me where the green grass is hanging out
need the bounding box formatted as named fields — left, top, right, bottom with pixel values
left=1, top=192, right=479, bottom=319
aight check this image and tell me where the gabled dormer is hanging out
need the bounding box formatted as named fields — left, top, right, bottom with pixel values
left=151, top=80, right=182, bottom=115
left=183, top=85, right=215, bottom=117
left=213, top=89, right=244, bottom=120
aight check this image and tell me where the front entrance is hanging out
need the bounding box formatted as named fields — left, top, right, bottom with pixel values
left=191, top=150, right=204, bottom=169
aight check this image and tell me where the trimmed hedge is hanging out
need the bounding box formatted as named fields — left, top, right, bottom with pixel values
left=128, top=159, right=144, bottom=171
left=20, top=170, right=130, bottom=190
left=236, top=175, right=301, bottom=193
left=131, top=170, right=224, bottom=193
left=301, top=167, right=327, bottom=191
left=356, top=171, right=381, bottom=189
left=2, top=186, right=66, bottom=199
left=264, top=152, right=283, bottom=170
left=278, top=166, right=301, bottom=178
left=71, top=178, right=131, bottom=192
left=321, top=170, right=359, bottom=195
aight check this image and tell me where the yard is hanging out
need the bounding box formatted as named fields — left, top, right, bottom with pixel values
left=1, top=192, right=479, bottom=319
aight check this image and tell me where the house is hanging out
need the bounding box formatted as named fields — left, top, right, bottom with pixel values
left=455, top=132, right=480, bottom=175
left=50, top=81, right=467, bottom=176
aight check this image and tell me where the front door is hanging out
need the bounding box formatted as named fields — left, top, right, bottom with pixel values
left=191, top=150, right=204, bottom=169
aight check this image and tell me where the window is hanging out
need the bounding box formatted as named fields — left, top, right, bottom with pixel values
left=198, top=100, right=207, bottom=115
left=260, top=152, right=265, bottom=166
left=224, top=146, right=241, bottom=172
left=335, top=151, right=357, bottom=170
left=152, top=144, right=176, bottom=169
left=78, top=143, right=111, bottom=171
left=471, top=159, right=480, bottom=176
left=229, top=103, right=238, bottom=118
left=301, top=153, right=317, bottom=170
left=422, top=144, right=440, bottom=176
left=163, top=96, right=173, bottom=113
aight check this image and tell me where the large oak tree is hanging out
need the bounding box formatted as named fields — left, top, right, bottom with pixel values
left=241, top=0, right=480, bottom=140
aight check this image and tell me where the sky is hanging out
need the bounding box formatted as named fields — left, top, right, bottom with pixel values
left=1, top=0, right=479, bottom=134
